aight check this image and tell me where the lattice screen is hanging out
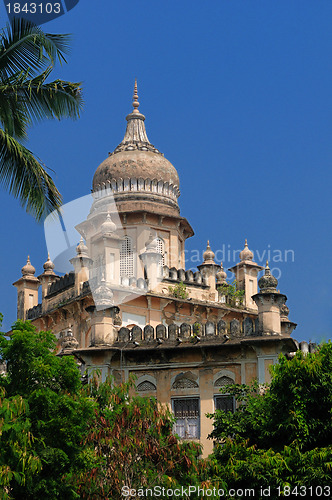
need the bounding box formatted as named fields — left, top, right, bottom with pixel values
left=156, top=237, right=165, bottom=276
left=214, top=376, right=234, bottom=387
left=172, top=378, right=199, bottom=389
left=120, top=236, right=134, bottom=277
left=137, top=381, right=156, bottom=392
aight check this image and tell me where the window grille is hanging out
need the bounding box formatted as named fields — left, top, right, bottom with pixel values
left=156, top=237, right=165, bottom=276
left=214, top=376, right=234, bottom=387
left=173, top=398, right=199, bottom=439
left=120, top=236, right=134, bottom=277
left=137, top=381, right=156, bottom=392
left=214, top=395, right=235, bottom=413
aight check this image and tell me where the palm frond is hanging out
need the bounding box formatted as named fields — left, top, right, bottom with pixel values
left=0, top=69, right=83, bottom=126
left=0, top=18, right=71, bottom=80
left=0, top=129, right=62, bottom=220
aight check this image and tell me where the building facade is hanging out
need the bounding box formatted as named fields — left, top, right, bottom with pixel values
left=13, top=83, right=298, bottom=456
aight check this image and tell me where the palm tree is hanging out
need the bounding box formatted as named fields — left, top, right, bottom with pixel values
left=0, top=18, right=83, bottom=220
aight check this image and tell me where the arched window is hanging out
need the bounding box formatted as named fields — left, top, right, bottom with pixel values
left=120, top=236, right=134, bottom=277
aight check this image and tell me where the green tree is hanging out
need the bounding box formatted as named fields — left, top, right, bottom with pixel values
left=72, top=376, right=203, bottom=499
left=0, top=320, right=95, bottom=499
left=0, top=388, right=41, bottom=500
left=0, top=320, right=206, bottom=499
left=207, top=343, right=332, bottom=496
left=0, top=18, right=83, bottom=220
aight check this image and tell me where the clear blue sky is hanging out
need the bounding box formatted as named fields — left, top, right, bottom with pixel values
left=1, top=1, right=331, bottom=343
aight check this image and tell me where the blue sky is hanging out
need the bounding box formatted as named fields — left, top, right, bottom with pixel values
left=0, top=1, right=331, bottom=343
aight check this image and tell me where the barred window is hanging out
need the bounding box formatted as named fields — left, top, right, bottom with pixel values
left=214, top=395, right=235, bottom=413
left=120, top=236, right=134, bottom=277
left=173, top=398, right=200, bottom=439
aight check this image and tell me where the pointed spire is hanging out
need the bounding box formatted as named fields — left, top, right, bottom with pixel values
left=111, top=82, right=162, bottom=155
left=132, top=79, right=140, bottom=114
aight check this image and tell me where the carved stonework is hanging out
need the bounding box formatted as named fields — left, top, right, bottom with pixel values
left=156, top=324, right=166, bottom=339
left=180, top=323, right=191, bottom=338
left=132, top=325, right=142, bottom=341
left=230, top=319, right=241, bottom=337
left=244, top=317, right=254, bottom=336
left=144, top=325, right=154, bottom=341
left=168, top=323, right=178, bottom=340
left=172, top=378, right=198, bottom=389
left=60, top=330, right=79, bottom=353
left=118, top=327, right=130, bottom=342
left=217, top=319, right=227, bottom=336
left=205, top=321, right=216, bottom=336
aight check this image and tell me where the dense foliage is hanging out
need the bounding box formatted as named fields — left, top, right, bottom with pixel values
left=2, top=317, right=332, bottom=499
left=208, top=343, right=332, bottom=496
left=0, top=319, right=203, bottom=499
left=0, top=320, right=95, bottom=498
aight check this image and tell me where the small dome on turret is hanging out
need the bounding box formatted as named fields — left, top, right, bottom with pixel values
left=101, top=213, right=117, bottom=234
left=145, top=231, right=158, bottom=252
left=239, top=239, right=254, bottom=262
left=76, top=237, right=88, bottom=256
left=43, top=253, right=55, bottom=274
left=258, top=261, right=278, bottom=292
left=22, top=256, right=36, bottom=276
left=216, top=263, right=227, bottom=284
left=203, top=241, right=215, bottom=264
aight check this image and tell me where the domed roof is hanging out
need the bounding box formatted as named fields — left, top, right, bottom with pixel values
left=92, top=81, right=180, bottom=210
left=239, top=239, right=254, bottom=262
left=22, top=256, right=36, bottom=276
left=93, top=149, right=179, bottom=190
left=76, top=236, right=88, bottom=256
left=203, top=241, right=215, bottom=264
left=43, top=253, right=55, bottom=274
left=216, top=263, right=227, bottom=284
left=101, top=213, right=117, bottom=234
left=258, top=261, right=278, bottom=292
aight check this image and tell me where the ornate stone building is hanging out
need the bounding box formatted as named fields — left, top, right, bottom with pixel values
left=13, top=83, right=298, bottom=456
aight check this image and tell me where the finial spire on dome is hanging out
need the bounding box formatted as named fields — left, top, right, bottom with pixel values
left=132, top=79, right=140, bottom=114
left=22, top=255, right=36, bottom=276
left=43, top=252, right=55, bottom=274
left=107, top=82, right=163, bottom=156
left=239, top=239, right=254, bottom=262
left=76, top=236, right=88, bottom=256
left=258, top=260, right=278, bottom=292
left=203, top=240, right=216, bottom=263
